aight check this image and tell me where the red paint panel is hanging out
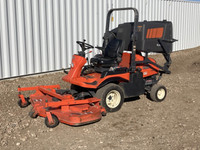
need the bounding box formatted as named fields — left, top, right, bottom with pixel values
left=146, top=27, right=164, bottom=39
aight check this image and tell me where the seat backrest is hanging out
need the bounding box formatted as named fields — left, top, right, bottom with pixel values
left=104, top=38, right=123, bottom=63
left=104, top=39, right=122, bottom=58
left=116, top=23, right=132, bottom=50
left=102, top=23, right=132, bottom=63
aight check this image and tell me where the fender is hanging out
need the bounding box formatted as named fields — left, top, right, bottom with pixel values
left=97, top=77, right=128, bottom=89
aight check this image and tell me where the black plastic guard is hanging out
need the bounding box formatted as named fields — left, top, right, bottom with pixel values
left=120, top=71, right=145, bottom=98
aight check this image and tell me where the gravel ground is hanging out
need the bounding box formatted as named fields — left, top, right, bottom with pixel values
left=0, top=47, right=200, bottom=150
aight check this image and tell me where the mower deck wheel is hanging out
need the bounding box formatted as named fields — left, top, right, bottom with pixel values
left=29, top=108, right=38, bottom=118
left=45, top=114, right=59, bottom=128
left=17, top=97, right=30, bottom=108
left=96, top=83, right=124, bottom=112
left=150, top=84, right=167, bottom=102
left=101, top=111, right=107, bottom=116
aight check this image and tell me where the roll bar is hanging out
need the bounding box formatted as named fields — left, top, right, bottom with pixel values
left=105, top=8, right=139, bottom=80
left=105, top=8, right=138, bottom=33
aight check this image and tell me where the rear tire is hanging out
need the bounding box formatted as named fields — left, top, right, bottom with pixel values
left=95, top=83, right=124, bottom=112
left=149, top=84, right=167, bottom=102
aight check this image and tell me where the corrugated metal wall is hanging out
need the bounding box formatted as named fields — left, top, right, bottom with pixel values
left=0, top=0, right=200, bottom=79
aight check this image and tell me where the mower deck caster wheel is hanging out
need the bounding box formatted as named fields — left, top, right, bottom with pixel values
left=149, top=84, right=167, bottom=102
left=18, top=97, right=30, bottom=108
left=29, top=109, right=38, bottom=118
left=101, top=111, right=107, bottom=116
left=45, top=114, right=59, bottom=128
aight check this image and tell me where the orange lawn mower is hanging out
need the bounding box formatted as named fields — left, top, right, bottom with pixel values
left=18, top=8, right=177, bottom=128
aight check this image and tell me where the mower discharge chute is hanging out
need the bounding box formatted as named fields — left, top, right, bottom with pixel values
left=18, top=8, right=176, bottom=128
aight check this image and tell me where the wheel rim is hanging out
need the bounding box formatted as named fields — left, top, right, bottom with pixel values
left=157, top=88, right=165, bottom=100
left=106, top=90, right=121, bottom=108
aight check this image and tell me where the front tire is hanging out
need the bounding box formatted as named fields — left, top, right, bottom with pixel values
left=149, top=84, right=167, bottom=102
left=95, top=83, right=124, bottom=112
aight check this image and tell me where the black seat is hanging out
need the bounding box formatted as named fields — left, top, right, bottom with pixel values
left=90, top=23, right=132, bottom=70
left=90, top=39, right=124, bottom=67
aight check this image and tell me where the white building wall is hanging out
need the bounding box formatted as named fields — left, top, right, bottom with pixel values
left=0, top=0, right=200, bottom=79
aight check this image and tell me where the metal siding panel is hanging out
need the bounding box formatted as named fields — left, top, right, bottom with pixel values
left=32, top=0, right=41, bottom=73
left=1, top=0, right=200, bottom=79
left=145, top=0, right=149, bottom=21
left=7, top=0, right=19, bottom=76
left=185, top=2, right=188, bottom=49
left=198, top=4, right=200, bottom=46
left=156, top=0, right=160, bottom=20
left=194, top=4, right=197, bottom=47
left=174, top=1, right=178, bottom=51
left=195, top=3, right=198, bottom=46
left=53, top=0, right=61, bottom=69
left=66, top=0, right=72, bottom=68
left=177, top=1, right=181, bottom=51
left=60, top=0, right=67, bottom=68
left=171, top=0, right=175, bottom=51
left=107, top=0, right=112, bottom=29
left=97, top=0, right=103, bottom=47
left=187, top=2, right=190, bottom=49
left=87, top=0, right=93, bottom=59
left=186, top=2, right=189, bottom=49
left=198, top=4, right=199, bottom=45
left=190, top=3, right=193, bottom=48
left=188, top=2, right=190, bottom=49
left=0, top=15, right=2, bottom=78
left=77, top=0, right=83, bottom=41
left=39, top=0, right=48, bottom=72
left=183, top=2, right=186, bottom=49
left=139, top=0, right=143, bottom=21
left=24, top=0, right=34, bottom=74
left=191, top=3, right=194, bottom=47
left=193, top=3, right=197, bottom=47
left=198, top=4, right=199, bottom=46
left=181, top=1, right=184, bottom=50
left=149, top=0, right=152, bottom=21
left=125, top=0, right=128, bottom=22
left=91, top=0, right=95, bottom=57
left=152, top=0, right=155, bottom=21
left=93, top=0, right=99, bottom=56
left=127, top=0, right=131, bottom=22
left=0, top=0, right=11, bottom=78
left=72, top=0, right=78, bottom=54
left=142, top=0, right=145, bottom=21
left=46, top=0, right=55, bottom=70
left=0, top=30, right=3, bottom=78
left=188, top=3, right=191, bottom=49
left=180, top=1, right=183, bottom=50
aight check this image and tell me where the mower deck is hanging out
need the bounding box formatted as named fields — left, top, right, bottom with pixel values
left=18, top=85, right=106, bottom=127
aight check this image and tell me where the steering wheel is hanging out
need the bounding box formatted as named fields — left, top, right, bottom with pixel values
left=76, top=40, right=94, bottom=51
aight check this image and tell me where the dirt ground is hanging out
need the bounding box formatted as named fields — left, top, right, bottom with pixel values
left=0, top=47, right=200, bottom=150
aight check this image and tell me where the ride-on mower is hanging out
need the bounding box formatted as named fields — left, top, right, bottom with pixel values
left=18, top=8, right=176, bottom=128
